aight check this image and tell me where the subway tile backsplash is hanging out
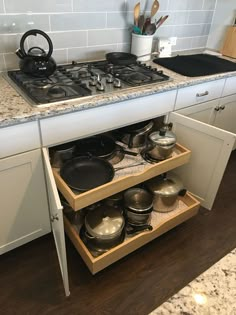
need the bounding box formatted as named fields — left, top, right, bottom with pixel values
left=0, top=0, right=217, bottom=70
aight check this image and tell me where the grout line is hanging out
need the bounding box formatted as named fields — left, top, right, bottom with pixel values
left=2, top=0, right=6, bottom=13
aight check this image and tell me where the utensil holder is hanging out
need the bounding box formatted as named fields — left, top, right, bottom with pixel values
left=131, top=33, right=154, bottom=61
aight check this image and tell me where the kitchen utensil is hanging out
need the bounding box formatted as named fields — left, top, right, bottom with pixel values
left=133, top=25, right=142, bottom=35
left=124, top=187, right=153, bottom=225
left=75, top=135, right=137, bottom=159
left=84, top=205, right=125, bottom=250
left=60, top=156, right=114, bottom=192
left=143, top=127, right=176, bottom=160
left=50, top=142, right=76, bottom=168
left=134, top=2, right=140, bottom=26
left=126, top=223, right=153, bottom=235
left=118, top=120, right=154, bottom=148
left=106, top=52, right=137, bottom=65
left=155, top=16, right=163, bottom=27
left=138, top=14, right=145, bottom=33
left=156, top=15, right=169, bottom=30
left=143, top=17, right=151, bottom=34
left=16, top=29, right=56, bottom=77
left=144, top=22, right=156, bottom=35
left=114, top=162, right=146, bottom=172
left=146, top=172, right=186, bottom=212
left=150, top=0, right=159, bottom=20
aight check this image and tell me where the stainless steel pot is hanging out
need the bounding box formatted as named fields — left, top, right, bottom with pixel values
left=124, top=188, right=153, bottom=225
left=84, top=205, right=125, bottom=249
left=145, top=128, right=176, bottom=160
left=50, top=142, right=76, bottom=168
left=146, top=173, right=186, bottom=213
left=119, top=120, right=154, bottom=148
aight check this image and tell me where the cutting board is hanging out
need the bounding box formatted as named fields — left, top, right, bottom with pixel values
left=221, top=26, right=236, bottom=59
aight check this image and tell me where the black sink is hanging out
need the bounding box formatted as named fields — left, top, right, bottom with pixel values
left=153, top=54, right=236, bottom=77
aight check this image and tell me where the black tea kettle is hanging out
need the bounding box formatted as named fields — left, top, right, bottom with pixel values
left=16, top=29, right=57, bottom=77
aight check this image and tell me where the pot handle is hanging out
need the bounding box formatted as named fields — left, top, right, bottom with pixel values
left=84, top=231, right=95, bottom=239
left=126, top=224, right=153, bottom=235
left=178, top=189, right=187, bottom=197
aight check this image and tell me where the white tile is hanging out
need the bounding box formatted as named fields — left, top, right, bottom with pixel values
left=73, top=0, right=126, bottom=12
left=5, top=0, right=72, bottom=13
left=88, top=29, right=130, bottom=46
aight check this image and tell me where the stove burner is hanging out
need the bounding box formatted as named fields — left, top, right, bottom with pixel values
left=78, top=70, right=89, bottom=78
left=30, top=80, right=52, bottom=89
left=47, top=86, right=67, bottom=98
left=127, top=73, right=151, bottom=84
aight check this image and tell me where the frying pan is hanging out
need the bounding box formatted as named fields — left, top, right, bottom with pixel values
left=106, top=52, right=137, bottom=66
left=75, top=135, right=137, bottom=159
left=60, top=156, right=115, bottom=192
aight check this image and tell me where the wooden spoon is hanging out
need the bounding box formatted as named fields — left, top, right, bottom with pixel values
left=134, top=2, right=140, bottom=26
left=150, top=0, right=159, bottom=20
left=138, top=14, right=145, bottom=34
left=156, top=15, right=169, bottom=30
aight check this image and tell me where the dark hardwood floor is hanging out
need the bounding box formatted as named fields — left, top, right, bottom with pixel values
left=1, top=151, right=236, bottom=315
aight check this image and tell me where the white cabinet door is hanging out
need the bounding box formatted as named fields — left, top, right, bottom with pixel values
left=169, top=112, right=235, bottom=210
left=42, top=148, right=70, bottom=297
left=0, top=149, right=51, bottom=254
left=213, top=94, right=236, bottom=135
left=176, top=99, right=219, bottom=124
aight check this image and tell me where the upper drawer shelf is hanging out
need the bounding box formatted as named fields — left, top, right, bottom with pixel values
left=175, top=79, right=225, bottom=110
left=52, top=143, right=191, bottom=211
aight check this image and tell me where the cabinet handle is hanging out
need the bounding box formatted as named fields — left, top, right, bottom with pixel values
left=196, top=91, right=209, bottom=97
left=51, top=214, right=59, bottom=222
left=214, top=106, right=220, bottom=111
left=220, top=105, right=225, bottom=110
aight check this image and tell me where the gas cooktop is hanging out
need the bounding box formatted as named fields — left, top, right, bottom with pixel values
left=7, top=60, right=170, bottom=106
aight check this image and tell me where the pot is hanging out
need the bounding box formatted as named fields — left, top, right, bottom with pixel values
left=50, top=142, right=76, bottom=168
left=124, top=188, right=153, bottom=225
left=84, top=206, right=125, bottom=250
left=144, top=127, right=176, bottom=160
left=146, top=173, right=186, bottom=213
left=16, top=29, right=57, bottom=77
left=118, top=120, right=154, bottom=148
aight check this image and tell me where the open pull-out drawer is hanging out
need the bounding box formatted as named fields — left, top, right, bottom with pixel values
left=64, top=193, right=200, bottom=274
left=52, top=143, right=191, bottom=211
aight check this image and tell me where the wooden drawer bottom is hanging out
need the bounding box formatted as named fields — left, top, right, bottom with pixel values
left=64, top=192, right=200, bottom=274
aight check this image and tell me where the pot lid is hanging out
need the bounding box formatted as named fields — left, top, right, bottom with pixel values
left=85, top=206, right=124, bottom=239
left=149, top=128, right=176, bottom=146
left=146, top=173, right=184, bottom=196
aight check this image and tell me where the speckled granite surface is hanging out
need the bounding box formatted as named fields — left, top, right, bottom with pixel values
left=0, top=58, right=236, bottom=128
left=149, top=248, right=236, bottom=315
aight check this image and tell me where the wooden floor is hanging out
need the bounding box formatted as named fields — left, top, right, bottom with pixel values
left=1, top=151, right=236, bottom=315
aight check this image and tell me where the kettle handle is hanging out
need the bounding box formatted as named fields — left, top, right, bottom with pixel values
left=19, top=29, right=53, bottom=59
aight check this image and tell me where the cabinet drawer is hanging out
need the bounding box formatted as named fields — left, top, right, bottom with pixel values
left=0, top=121, right=40, bottom=159
left=40, top=90, right=176, bottom=147
left=53, top=143, right=191, bottom=211
left=64, top=192, right=200, bottom=274
left=222, top=76, right=236, bottom=97
left=175, top=79, right=225, bottom=110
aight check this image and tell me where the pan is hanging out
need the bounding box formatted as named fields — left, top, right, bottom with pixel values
left=106, top=52, right=137, bottom=66
left=75, top=135, right=137, bottom=159
left=60, top=156, right=115, bottom=192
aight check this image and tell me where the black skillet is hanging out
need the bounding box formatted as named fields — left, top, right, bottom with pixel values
left=106, top=52, right=137, bottom=66
left=60, top=156, right=115, bottom=192
left=75, top=135, right=137, bottom=159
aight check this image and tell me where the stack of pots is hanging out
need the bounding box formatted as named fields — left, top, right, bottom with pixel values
left=146, top=173, right=186, bottom=213
left=124, top=187, right=153, bottom=225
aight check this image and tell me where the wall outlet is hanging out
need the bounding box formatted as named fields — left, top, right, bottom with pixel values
left=170, top=37, right=177, bottom=46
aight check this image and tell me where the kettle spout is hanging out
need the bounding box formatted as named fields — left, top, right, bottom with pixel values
left=15, top=48, right=24, bottom=59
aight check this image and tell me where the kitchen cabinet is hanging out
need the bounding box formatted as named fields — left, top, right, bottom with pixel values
left=0, top=149, right=51, bottom=254
left=214, top=94, right=236, bottom=135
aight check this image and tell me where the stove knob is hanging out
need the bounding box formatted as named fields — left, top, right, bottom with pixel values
left=146, top=66, right=152, bottom=69
left=89, top=76, right=97, bottom=86
left=106, top=74, right=114, bottom=83
left=158, top=70, right=163, bottom=74
left=113, top=78, right=122, bottom=88
left=96, top=81, right=105, bottom=91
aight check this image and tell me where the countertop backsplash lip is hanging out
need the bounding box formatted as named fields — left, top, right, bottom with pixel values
left=0, top=54, right=236, bottom=128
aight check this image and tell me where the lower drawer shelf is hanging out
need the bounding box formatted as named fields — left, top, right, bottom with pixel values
left=64, top=192, right=200, bottom=274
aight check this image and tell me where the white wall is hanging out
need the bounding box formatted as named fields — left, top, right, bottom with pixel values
left=207, top=0, right=236, bottom=51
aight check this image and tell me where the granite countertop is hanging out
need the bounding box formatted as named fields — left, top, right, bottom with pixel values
left=1, top=55, right=236, bottom=128
left=149, top=248, right=236, bottom=315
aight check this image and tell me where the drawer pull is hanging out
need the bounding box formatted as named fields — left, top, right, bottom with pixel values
left=220, top=105, right=225, bottom=110
left=215, top=105, right=225, bottom=111
left=196, top=91, right=209, bottom=97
